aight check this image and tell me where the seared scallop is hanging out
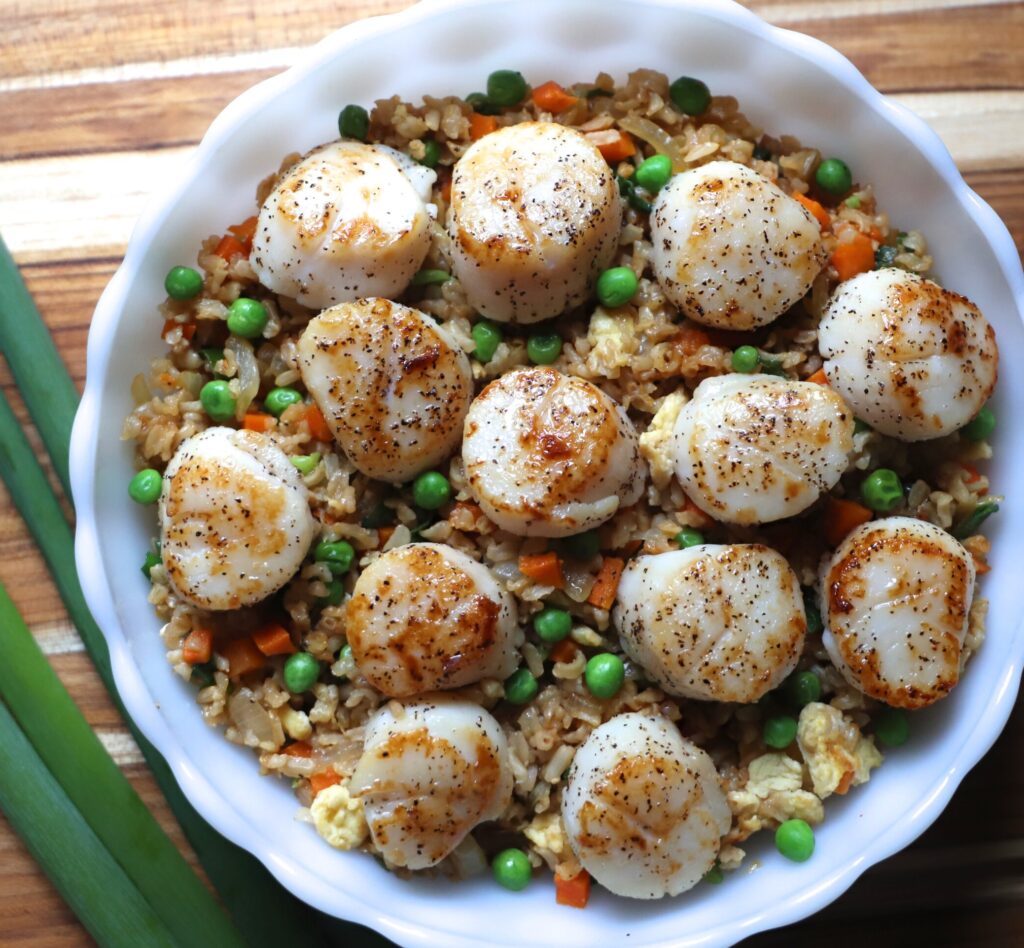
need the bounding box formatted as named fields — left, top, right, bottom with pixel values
left=345, top=543, right=520, bottom=698
left=821, top=516, right=976, bottom=708
left=614, top=546, right=806, bottom=703
left=818, top=269, right=998, bottom=441
left=650, top=160, right=827, bottom=329
left=159, top=427, right=315, bottom=610
left=461, top=367, right=644, bottom=537
left=447, top=121, right=622, bottom=323
left=348, top=698, right=513, bottom=869
left=250, top=141, right=435, bottom=309
left=673, top=374, right=854, bottom=525
left=561, top=713, right=730, bottom=899
left=297, top=298, right=473, bottom=483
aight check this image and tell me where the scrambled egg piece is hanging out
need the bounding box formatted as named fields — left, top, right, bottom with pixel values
left=797, top=702, right=882, bottom=798
left=523, top=812, right=565, bottom=855
left=639, top=389, right=689, bottom=489
left=279, top=707, right=312, bottom=741
left=311, top=783, right=369, bottom=850
left=586, top=310, right=638, bottom=379
left=726, top=753, right=823, bottom=842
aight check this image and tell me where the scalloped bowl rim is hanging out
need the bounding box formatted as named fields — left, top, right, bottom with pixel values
left=70, top=0, right=1024, bottom=945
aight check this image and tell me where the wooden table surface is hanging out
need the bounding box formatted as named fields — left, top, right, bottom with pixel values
left=2, top=0, right=1023, bottom=944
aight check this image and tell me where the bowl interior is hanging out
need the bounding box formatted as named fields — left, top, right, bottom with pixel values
left=73, top=0, right=1024, bottom=945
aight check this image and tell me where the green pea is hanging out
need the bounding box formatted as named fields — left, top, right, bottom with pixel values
left=338, top=104, right=369, bottom=141
left=418, top=138, right=441, bottom=168
left=634, top=154, right=672, bottom=192
left=731, top=345, right=760, bottom=373
left=315, top=540, right=356, bottom=576
left=534, top=607, right=572, bottom=643
left=815, top=157, right=853, bottom=195
left=775, top=819, right=815, bottom=862
left=561, top=531, right=600, bottom=560
left=191, top=662, right=216, bottom=688
left=361, top=503, right=395, bottom=529
left=226, top=297, right=268, bottom=339
left=962, top=405, right=995, bottom=441
left=410, top=268, right=451, bottom=287
left=264, top=387, right=302, bottom=417
left=585, top=653, right=625, bottom=699
left=486, top=69, right=528, bottom=107
left=845, top=194, right=863, bottom=209
left=164, top=265, right=203, bottom=300
left=952, top=500, right=999, bottom=540
left=504, top=668, right=538, bottom=705
left=669, top=76, right=711, bottom=115
left=596, top=267, right=638, bottom=308
left=337, top=643, right=353, bottom=663
left=289, top=452, right=321, bottom=475
left=784, top=670, right=822, bottom=708
left=471, top=320, right=502, bottom=362
left=141, top=550, right=162, bottom=579
left=704, top=863, right=724, bottom=884
left=675, top=527, right=704, bottom=549
left=875, top=244, right=899, bottom=269
left=283, top=652, right=320, bottom=693
left=763, top=715, right=798, bottom=749
left=491, top=848, right=532, bottom=891
left=128, top=468, right=162, bottom=505
left=411, top=471, right=451, bottom=510
left=752, top=145, right=773, bottom=162
left=199, top=380, right=236, bottom=423
left=465, top=92, right=501, bottom=115
left=874, top=707, right=909, bottom=748
left=317, top=579, right=345, bottom=608
left=860, top=468, right=903, bottom=512
left=527, top=333, right=562, bottom=365
left=802, top=588, right=823, bottom=636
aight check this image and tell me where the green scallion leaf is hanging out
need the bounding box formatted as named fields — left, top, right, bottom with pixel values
left=0, top=700, right=177, bottom=948
left=952, top=500, right=999, bottom=540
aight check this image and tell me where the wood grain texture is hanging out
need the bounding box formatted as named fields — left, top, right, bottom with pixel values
left=1, top=0, right=1022, bottom=945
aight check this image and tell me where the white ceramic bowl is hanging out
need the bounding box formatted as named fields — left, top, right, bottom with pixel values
left=71, top=0, right=1024, bottom=944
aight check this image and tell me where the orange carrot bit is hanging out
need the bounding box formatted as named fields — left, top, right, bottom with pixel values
left=806, top=368, right=829, bottom=385
left=377, top=525, right=396, bottom=548
left=682, top=495, right=713, bottom=529
left=794, top=192, right=831, bottom=232
left=518, top=551, right=565, bottom=589
left=555, top=869, right=591, bottom=909
left=549, top=639, right=578, bottom=664
left=532, top=80, right=579, bottom=114
left=220, top=636, right=265, bottom=678
left=587, top=556, right=625, bottom=610
left=214, top=233, right=247, bottom=261
left=962, top=463, right=982, bottom=484
left=469, top=113, right=499, bottom=141
left=449, top=501, right=484, bottom=531
left=285, top=741, right=314, bottom=758
left=181, top=628, right=213, bottom=665
left=831, top=231, right=875, bottom=282
left=227, top=215, right=259, bottom=253
left=441, top=177, right=453, bottom=203
left=161, top=318, right=196, bottom=341
left=586, top=129, right=636, bottom=164
left=675, top=323, right=712, bottom=356
left=242, top=413, right=276, bottom=432
left=973, top=556, right=992, bottom=575
left=822, top=496, right=873, bottom=548
left=302, top=403, right=333, bottom=442
left=252, top=621, right=296, bottom=657
left=309, top=770, right=341, bottom=797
